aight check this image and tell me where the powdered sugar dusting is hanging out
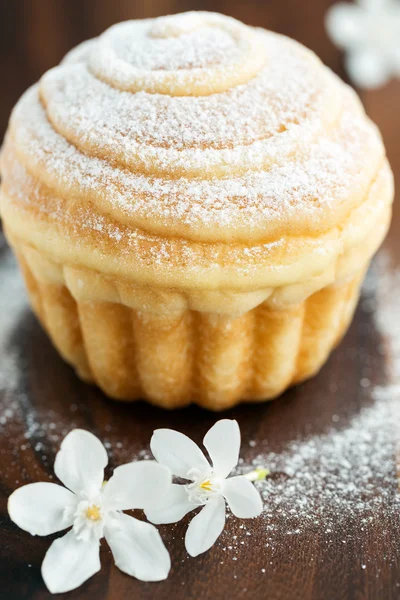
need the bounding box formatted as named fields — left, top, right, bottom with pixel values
left=9, top=87, right=380, bottom=244
left=108, top=19, right=241, bottom=71
left=0, top=248, right=26, bottom=407
left=87, top=13, right=266, bottom=96
left=246, top=400, right=399, bottom=538
left=52, top=37, right=321, bottom=151
left=371, top=251, right=400, bottom=381
left=3, top=13, right=384, bottom=245
left=0, top=244, right=79, bottom=451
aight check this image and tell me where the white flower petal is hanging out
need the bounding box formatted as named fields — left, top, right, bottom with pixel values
left=151, top=428, right=210, bottom=479
left=8, top=482, right=76, bottom=536
left=346, top=47, right=391, bottom=88
left=203, top=419, right=241, bottom=478
left=185, top=496, right=226, bottom=557
left=145, top=484, right=195, bottom=524
left=54, top=429, right=108, bottom=496
left=390, top=41, right=400, bottom=73
left=103, top=461, right=171, bottom=511
left=326, top=3, right=365, bottom=49
left=223, top=476, right=263, bottom=518
left=105, top=513, right=170, bottom=582
left=41, top=529, right=101, bottom=594
left=360, top=0, right=389, bottom=10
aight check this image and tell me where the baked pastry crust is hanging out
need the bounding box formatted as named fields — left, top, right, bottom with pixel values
left=0, top=12, right=394, bottom=409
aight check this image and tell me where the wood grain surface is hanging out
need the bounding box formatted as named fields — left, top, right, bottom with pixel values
left=1, top=2, right=400, bottom=599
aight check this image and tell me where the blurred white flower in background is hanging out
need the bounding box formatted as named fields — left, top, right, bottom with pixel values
left=326, top=0, right=400, bottom=88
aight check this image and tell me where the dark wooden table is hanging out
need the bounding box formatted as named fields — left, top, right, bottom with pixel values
left=1, top=2, right=400, bottom=599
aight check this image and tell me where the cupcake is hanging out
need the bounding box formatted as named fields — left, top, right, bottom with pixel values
left=0, top=12, right=393, bottom=410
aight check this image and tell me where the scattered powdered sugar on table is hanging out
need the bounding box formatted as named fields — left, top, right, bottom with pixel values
left=244, top=400, right=398, bottom=531
left=362, top=252, right=400, bottom=426
left=371, top=251, right=400, bottom=380
left=0, top=247, right=78, bottom=454
left=0, top=249, right=26, bottom=407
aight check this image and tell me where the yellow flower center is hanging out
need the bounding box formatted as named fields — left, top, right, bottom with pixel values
left=85, top=505, right=102, bottom=521
left=199, top=480, right=213, bottom=491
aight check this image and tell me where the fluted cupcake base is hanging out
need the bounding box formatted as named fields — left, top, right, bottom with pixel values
left=13, top=244, right=365, bottom=410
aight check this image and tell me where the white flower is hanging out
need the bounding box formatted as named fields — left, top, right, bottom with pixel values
left=145, top=419, right=263, bottom=557
left=8, top=429, right=172, bottom=594
left=326, top=0, right=400, bottom=88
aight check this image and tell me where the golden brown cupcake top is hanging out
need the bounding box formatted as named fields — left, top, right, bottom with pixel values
left=0, top=12, right=393, bottom=299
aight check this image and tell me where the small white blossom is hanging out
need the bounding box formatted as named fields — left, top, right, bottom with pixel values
left=145, top=420, right=263, bottom=557
left=8, top=429, right=172, bottom=594
left=326, top=0, right=400, bottom=88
